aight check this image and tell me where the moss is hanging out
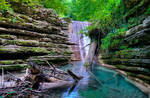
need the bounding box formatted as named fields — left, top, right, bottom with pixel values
left=102, top=48, right=150, bottom=59
left=103, top=58, right=150, bottom=68
left=0, top=46, right=49, bottom=54
left=101, top=28, right=126, bottom=52
left=49, top=50, right=55, bottom=56
left=0, top=64, right=27, bottom=71
left=65, top=50, right=72, bottom=54
left=127, top=72, right=150, bottom=81
left=4, top=39, right=53, bottom=47
left=84, top=62, right=90, bottom=68
left=0, top=34, right=17, bottom=40
left=114, top=49, right=136, bottom=59
left=4, top=40, right=38, bottom=46
left=124, top=0, right=148, bottom=19
left=0, top=17, right=11, bottom=22
left=29, top=60, right=46, bottom=65
left=0, top=60, right=23, bottom=65
left=0, top=48, right=16, bottom=53
left=115, top=65, right=125, bottom=69
left=19, top=47, right=49, bottom=53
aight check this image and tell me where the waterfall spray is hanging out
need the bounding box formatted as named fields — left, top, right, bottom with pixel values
left=69, top=21, right=90, bottom=61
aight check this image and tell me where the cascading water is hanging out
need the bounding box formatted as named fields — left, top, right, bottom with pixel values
left=69, top=21, right=90, bottom=61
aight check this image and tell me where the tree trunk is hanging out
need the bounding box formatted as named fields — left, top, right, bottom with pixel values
left=84, top=40, right=97, bottom=67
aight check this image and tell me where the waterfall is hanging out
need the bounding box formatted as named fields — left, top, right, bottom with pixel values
left=69, top=21, right=90, bottom=61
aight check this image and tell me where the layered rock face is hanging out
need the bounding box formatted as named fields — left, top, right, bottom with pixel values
left=100, top=17, right=150, bottom=84
left=0, top=4, right=72, bottom=71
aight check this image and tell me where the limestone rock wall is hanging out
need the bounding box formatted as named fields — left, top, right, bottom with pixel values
left=100, top=16, right=150, bottom=84
left=0, top=5, right=72, bottom=71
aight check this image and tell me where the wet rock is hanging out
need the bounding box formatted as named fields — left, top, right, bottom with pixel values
left=101, top=17, right=150, bottom=84
left=125, top=24, right=144, bottom=37
left=103, top=58, right=150, bottom=68
left=125, top=29, right=150, bottom=46
left=0, top=64, right=27, bottom=72
left=143, top=16, right=150, bottom=27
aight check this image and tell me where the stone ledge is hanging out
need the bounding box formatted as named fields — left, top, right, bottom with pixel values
left=99, top=59, right=150, bottom=95
left=0, top=64, right=28, bottom=72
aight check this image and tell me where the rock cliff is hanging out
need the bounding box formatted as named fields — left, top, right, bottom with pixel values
left=0, top=2, right=72, bottom=71
left=100, top=16, right=150, bottom=84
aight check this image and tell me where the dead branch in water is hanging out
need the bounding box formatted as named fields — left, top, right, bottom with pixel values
left=67, top=70, right=83, bottom=81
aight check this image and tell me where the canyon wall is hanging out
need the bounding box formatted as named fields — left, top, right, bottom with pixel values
left=0, top=3, right=72, bottom=71
left=100, top=17, right=150, bottom=84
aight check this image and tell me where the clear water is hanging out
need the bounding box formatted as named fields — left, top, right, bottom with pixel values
left=41, top=61, right=148, bottom=98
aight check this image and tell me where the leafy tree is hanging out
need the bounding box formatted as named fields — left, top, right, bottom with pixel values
left=39, top=0, right=69, bottom=16
left=0, top=0, right=12, bottom=12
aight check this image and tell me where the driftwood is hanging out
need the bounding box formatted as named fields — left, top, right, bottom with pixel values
left=28, top=60, right=82, bottom=89
left=67, top=70, right=83, bottom=81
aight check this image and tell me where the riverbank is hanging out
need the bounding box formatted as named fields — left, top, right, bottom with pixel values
left=98, top=59, right=150, bottom=96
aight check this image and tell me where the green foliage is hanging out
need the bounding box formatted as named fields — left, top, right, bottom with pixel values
left=39, top=0, right=69, bottom=16
left=0, top=0, right=39, bottom=13
left=0, top=0, right=69, bottom=17
left=101, top=28, right=126, bottom=51
left=11, top=16, right=16, bottom=23
left=0, top=0, right=12, bottom=12
left=49, top=50, right=55, bottom=56
left=145, top=5, right=150, bottom=15
left=67, top=0, right=123, bottom=31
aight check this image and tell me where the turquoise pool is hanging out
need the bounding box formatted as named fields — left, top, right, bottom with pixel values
left=42, top=61, right=148, bottom=98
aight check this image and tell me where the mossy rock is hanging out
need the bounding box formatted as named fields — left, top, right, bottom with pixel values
left=103, top=58, right=150, bottom=68
left=106, top=48, right=150, bottom=59
left=0, top=64, right=28, bottom=72
left=0, top=60, right=24, bottom=65
left=114, top=65, right=150, bottom=75
left=0, top=34, right=17, bottom=40
left=30, top=55, right=71, bottom=62
left=3, top=39, right=54, bottom=47
left=19, top=47, right=49, bottom=54
left=125, top=29, right=150, bottom=46
left=0, top=46, right=49, bottom=55
left=127, top=72, right=150, bottom=83
left=65, top=50, right=72, bottom=55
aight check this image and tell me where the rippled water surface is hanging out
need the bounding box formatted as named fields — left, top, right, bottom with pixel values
left=41, top=61, right=148, bottom=98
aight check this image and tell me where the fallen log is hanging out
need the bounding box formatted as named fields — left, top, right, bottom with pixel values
left=41, top=81, right=73, bottom=90
left=28, top=60, right=83, bottom=90
left=67, top=70, right=83, bottom=81
left=0, top=60, right=83, bottom=97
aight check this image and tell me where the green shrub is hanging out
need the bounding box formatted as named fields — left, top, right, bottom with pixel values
left=101, top=28, right=126, bottom=51
left=145, top=5, right=150, bottom=15
left=0, top=0, right=12, bottom=12
left=49, top=50, right=55, bottom=56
